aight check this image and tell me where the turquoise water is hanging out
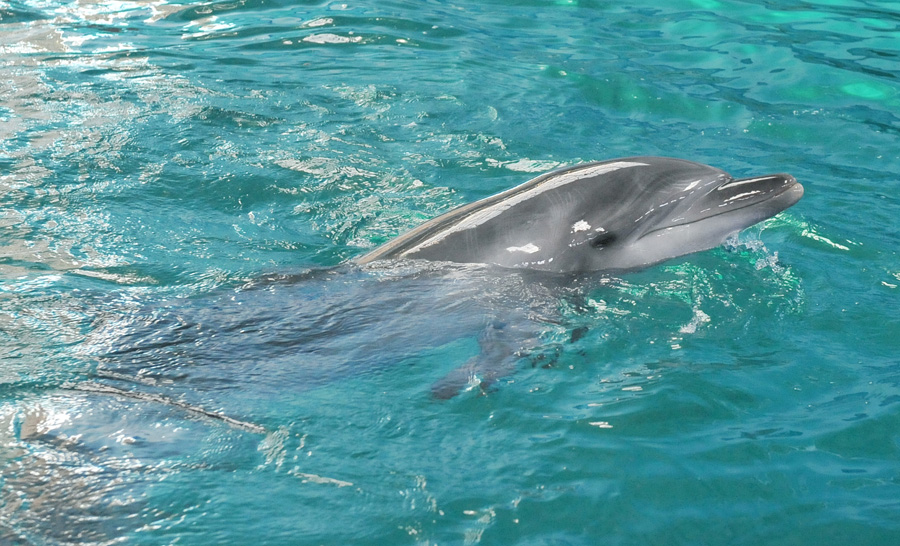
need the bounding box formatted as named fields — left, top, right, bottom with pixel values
left=2, top=0, right=899, bottom=543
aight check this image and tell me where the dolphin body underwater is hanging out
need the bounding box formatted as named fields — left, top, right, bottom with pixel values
left=87, top=157, right=803, bottom=420
left=356, top=156, right=803, bottom=274
left=353, top=156, right=804, bottom=396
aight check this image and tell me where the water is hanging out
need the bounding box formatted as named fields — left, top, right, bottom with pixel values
left=2, top=0, right=899, bottom=543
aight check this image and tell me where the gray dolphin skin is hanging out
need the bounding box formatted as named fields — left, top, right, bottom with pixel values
left=356, top=157, right=803, bottom=273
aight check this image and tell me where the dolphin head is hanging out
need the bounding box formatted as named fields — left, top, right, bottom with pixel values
left=355, top=157, right=803, bottom=273
left=555, top=157, right=804, bottom=272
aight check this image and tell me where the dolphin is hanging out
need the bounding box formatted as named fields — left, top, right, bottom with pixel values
left=356, top=157, right=803, bottom=273
left=86, top=158, right=804, bottom=411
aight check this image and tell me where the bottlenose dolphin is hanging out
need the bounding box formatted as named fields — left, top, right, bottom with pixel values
left=356, top=157, right=803, bottom=273
left=84, top=158, right=804, bottom=414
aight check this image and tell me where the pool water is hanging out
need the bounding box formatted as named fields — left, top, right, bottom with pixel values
left=2, top=0, right=899, bottom=544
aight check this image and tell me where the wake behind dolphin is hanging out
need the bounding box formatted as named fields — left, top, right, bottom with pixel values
left=357, top=157, right=803, bottom=273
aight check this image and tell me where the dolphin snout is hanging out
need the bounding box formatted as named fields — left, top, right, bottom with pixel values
left=714, top=173, right=803, bottom=210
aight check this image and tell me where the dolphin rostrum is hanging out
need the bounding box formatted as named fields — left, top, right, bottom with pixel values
left=356, top=157, right=803, bottom=273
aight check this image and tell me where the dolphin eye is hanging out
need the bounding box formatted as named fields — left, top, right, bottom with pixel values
left=590, top=232, right=617, bottom=248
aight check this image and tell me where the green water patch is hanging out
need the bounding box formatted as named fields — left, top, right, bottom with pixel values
left=548, top=68, right=749, bottom=125
left=842, top=81, right=895, bottom=101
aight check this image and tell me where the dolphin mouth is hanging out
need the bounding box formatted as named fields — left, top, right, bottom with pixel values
left=716, top=172, right=804, bottom=212
left=714, top=173, right=804, bottom=211
left=640, top=173, right=804, bottom=239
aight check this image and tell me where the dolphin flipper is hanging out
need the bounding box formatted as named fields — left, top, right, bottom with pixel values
left=430, top=319, right=538, bottom=399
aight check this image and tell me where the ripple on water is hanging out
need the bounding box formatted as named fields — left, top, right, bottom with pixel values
left=1, top=0, right=900, bottom=543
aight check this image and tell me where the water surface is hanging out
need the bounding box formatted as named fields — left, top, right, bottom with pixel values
left=2, top=0, right=899, bottom=544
